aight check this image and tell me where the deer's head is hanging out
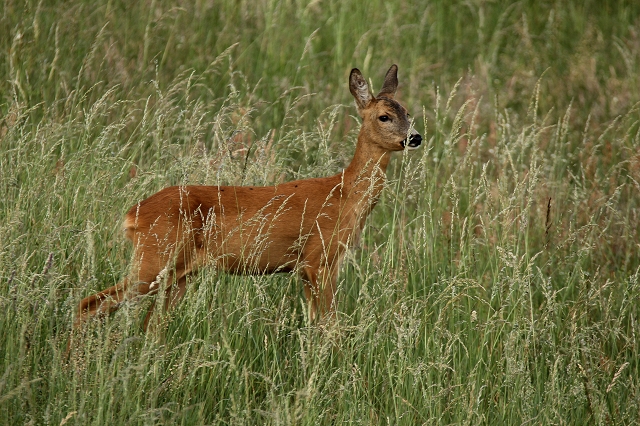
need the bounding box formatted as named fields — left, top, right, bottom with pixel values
left=349, top=65, right=422, bottom=152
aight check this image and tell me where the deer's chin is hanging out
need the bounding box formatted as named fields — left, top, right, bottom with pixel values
left=400, top=139, right=422, bottom=150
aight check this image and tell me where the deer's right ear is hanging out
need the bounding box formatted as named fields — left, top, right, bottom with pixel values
left=349, top=68, right=373, bottom=115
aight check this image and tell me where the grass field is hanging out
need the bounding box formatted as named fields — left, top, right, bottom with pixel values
left=2, top=0, right=640, bottom=424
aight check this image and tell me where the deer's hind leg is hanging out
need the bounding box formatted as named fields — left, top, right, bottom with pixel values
left=142, top=274, right=190, bottom=331
left=74, top=261, right=166, bottom=328
left=142, top=245, right=200, bottom=330
left=74, top=279, right=131, bottom=328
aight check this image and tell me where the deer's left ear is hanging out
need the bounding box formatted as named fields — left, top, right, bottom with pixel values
left=377, top=64, right=398, bottom=98
left=349, top=68, right=374, bottom=116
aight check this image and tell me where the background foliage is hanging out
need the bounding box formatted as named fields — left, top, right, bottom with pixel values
left=1, top=0, right=640, bottom=424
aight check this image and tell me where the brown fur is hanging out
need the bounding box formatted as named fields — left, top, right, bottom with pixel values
left=74, top=65, right=421, bottom=329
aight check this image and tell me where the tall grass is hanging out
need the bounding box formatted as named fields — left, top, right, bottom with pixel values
left=1, top=0, right=640, bottom=424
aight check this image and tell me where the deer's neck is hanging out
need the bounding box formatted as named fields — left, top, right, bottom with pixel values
left=342, top=133, right=391, bottom=204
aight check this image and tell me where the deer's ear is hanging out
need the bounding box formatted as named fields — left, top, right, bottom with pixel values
left=377, top=64, right=398, bottom=98
left=349, top=68, right=373, bottom=115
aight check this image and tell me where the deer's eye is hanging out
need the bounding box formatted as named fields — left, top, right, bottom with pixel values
left=379, top=115, right=390, bottom=122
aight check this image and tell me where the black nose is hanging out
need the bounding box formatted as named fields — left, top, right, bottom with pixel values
left=405, top=134, right=422, bottom=148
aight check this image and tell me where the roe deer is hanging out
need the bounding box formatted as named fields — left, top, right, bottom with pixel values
left=74, top=64, right=422, bottom=329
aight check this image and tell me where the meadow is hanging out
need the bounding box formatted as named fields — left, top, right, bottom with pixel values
left=1, top=0, right=640, bottom=424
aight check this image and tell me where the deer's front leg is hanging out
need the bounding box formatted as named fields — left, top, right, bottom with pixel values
left=301, top=263, right=339, bottom=321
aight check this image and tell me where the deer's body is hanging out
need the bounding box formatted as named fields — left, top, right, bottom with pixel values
left=75, top=65, right=421, bottom=328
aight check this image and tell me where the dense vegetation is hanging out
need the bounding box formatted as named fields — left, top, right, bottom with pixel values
left=1, top=0, right=639, bottom=423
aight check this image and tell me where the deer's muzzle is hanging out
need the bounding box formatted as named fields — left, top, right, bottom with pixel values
left=402, top=133, right=422, bottom=149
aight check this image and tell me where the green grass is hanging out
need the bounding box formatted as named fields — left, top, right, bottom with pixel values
left=1, top=0, right=640, bottom=424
